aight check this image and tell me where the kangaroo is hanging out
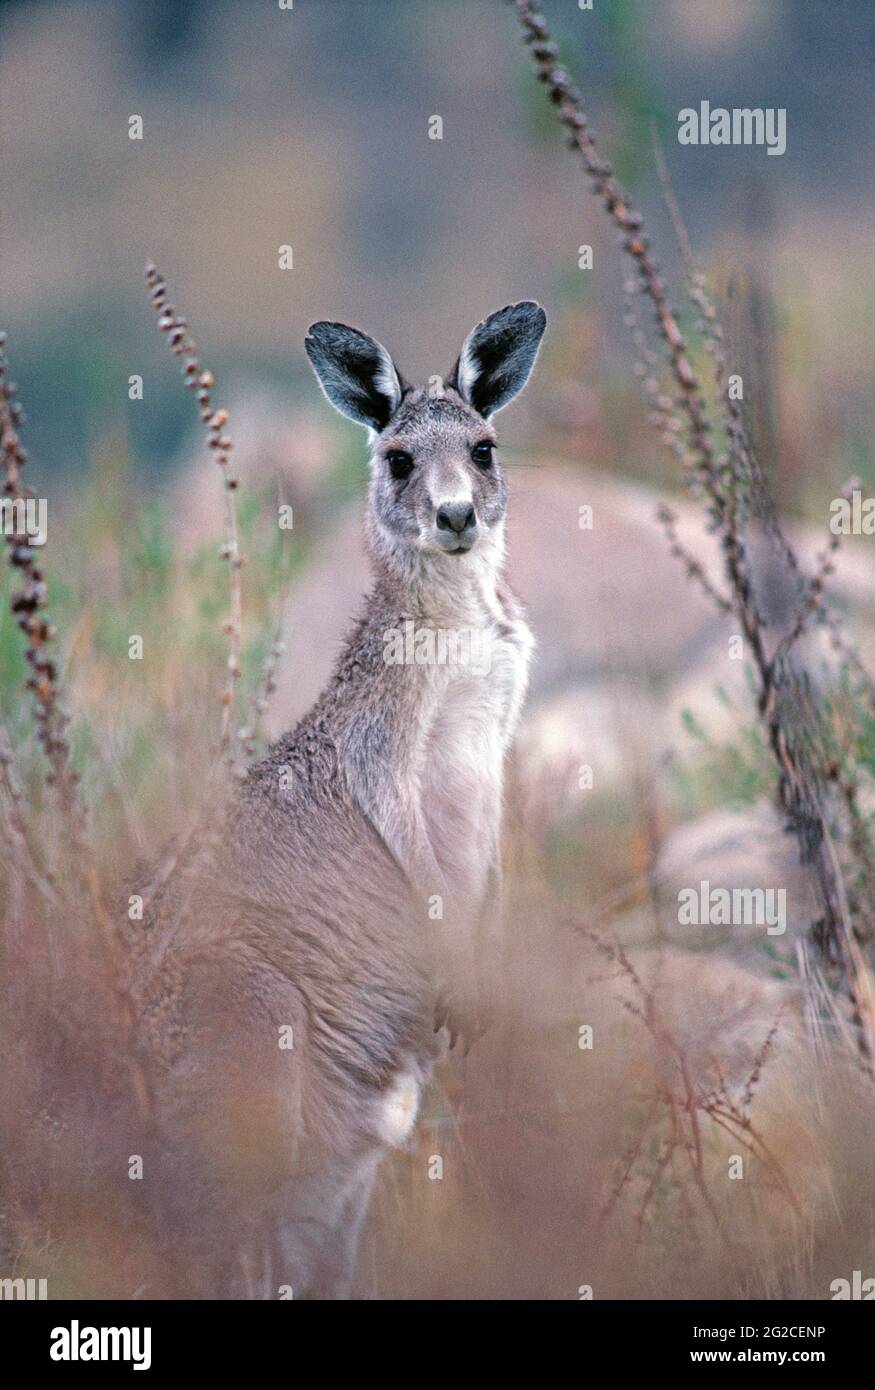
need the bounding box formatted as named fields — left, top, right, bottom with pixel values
left=128, top=302, right=546, bottom=1299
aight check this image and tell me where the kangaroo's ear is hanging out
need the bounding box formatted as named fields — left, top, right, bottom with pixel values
left=449, top=301, right=546, bottom=418
left=305, top=321, right=404, bottom=431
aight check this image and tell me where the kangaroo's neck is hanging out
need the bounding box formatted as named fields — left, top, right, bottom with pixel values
left=367, top=516, right=508, bottom=628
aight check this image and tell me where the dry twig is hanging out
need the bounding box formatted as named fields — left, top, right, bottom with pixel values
left=144, top=264, right=244, bottom=768
left=0, top=334, right=81, bottom=820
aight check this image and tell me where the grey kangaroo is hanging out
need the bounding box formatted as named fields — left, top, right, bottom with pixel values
left=129, top=302, right=546, bottom=1298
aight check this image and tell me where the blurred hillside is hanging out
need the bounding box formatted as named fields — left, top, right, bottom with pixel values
left=1, top=0, right=875, bottom=520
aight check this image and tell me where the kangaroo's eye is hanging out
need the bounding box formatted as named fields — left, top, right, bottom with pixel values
left=471, top=441, right=494, bottom=468
left=386, top=450, right=414, bottom=480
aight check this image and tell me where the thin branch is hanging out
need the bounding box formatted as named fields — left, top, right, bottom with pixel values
left=144, top=264, right=244, bottom=769
left=0, top=331, right=153, bottom=1118
left=0, top=717, right=59, bottom=906
left=0, top=334, right=82, bottom=822
left=656, top=503, right=732, bottom=615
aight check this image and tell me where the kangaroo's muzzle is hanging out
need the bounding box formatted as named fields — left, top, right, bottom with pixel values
left=434, top=501, right=478, bottom=553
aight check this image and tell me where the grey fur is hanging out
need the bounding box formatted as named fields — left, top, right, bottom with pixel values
left=128, top=305, right=545, bottom=1298
left=449, top=301, right=546, bottom=417
left=305, top=321, right=403, bottom=430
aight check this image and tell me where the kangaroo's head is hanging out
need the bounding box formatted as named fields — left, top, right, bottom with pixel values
left=305, top=303, right=546, bottom=580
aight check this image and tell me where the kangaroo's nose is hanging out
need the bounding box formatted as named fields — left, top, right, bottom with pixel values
left=436, top=502, right=476, bottom=534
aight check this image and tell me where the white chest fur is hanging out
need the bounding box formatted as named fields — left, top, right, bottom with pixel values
left=418, top=610, right=532, bottom=910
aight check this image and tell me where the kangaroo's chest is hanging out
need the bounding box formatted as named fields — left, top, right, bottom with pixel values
left=419, top=613, right=532, bottom=898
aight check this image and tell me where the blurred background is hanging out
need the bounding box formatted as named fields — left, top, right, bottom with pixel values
left=2, top=0, right=875, bottom=509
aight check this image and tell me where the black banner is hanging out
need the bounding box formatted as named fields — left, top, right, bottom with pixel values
left=2, top=1298, right=869, bottom=1374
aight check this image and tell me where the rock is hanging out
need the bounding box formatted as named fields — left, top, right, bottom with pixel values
left=517, top=677, right=663, bottom=801
left=173, top=390, right=337, bottom=559
left=267, top=459, right=875, bottom=744
left=269, top=463, right=725, bottom=734
left=651, top=801, right=820, bottom=962
left=268, top=509, right=369, bottom=733
left=506, top=465, right=724, bottom=691
left=611, top=946, right=801, bottom=1093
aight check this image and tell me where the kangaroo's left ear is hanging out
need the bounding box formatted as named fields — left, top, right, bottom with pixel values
left=449, top=301, right=546, bottom=418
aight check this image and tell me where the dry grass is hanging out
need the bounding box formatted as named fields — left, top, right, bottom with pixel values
left=5, top=778, right=875, bottom=1299
left=364, top=874, right=875, bottom=1300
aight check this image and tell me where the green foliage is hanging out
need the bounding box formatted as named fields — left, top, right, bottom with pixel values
left=0, top=439, right=303, bottom=844
left=673, top=676, right=776, bottom=816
